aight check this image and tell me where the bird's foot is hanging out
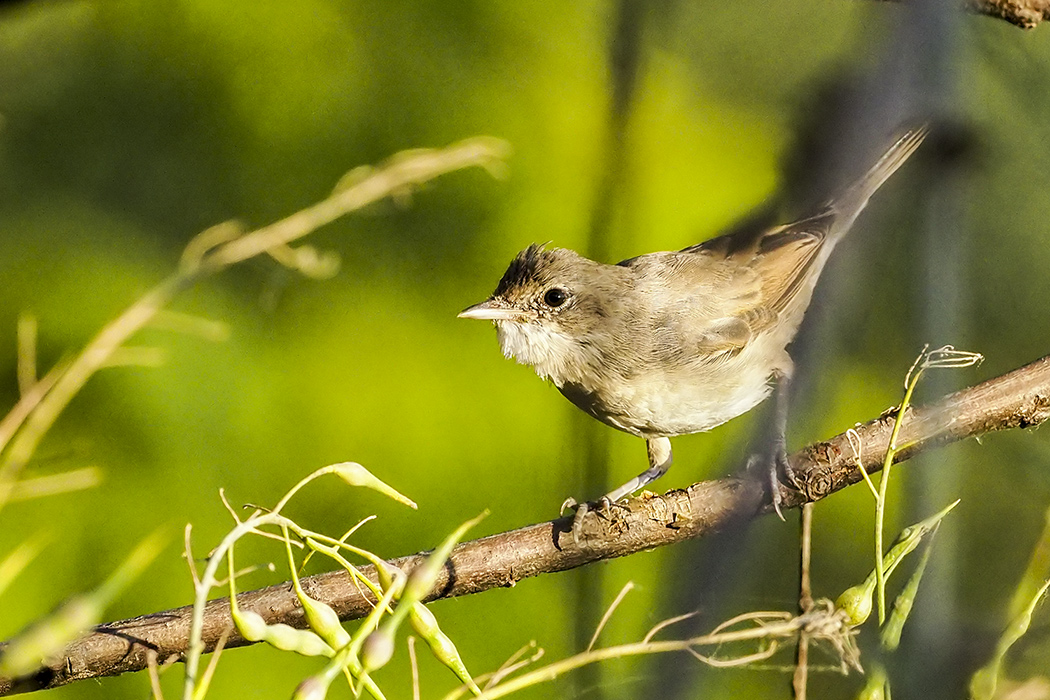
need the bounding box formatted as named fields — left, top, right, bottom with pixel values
left=561, top=496, right=625, bottom=546
left=748, top=442, right=801, bottom=521
left=769, top=448, right=792, bottom=521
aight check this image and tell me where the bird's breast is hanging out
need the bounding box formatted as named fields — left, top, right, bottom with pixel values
left=495, top=317, right=791, bottom=438
left=557, top=334, right=788, bottom=438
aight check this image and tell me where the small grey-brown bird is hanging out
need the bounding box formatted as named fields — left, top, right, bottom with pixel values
left=460, top=127, right=926, bottom=519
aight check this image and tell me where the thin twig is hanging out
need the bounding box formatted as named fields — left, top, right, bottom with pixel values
left=481, top=642, right=543, bottom=691
left=146, top=650, right=164, bottom=700
left=183, top=525, right=200, bottom=590
left=799, top=504, right=814, bottom=612
left=409, top=636, right=420, bottom=700
left=587, top=581, right=634, bottom=652
left=794, top=502, right=814, bottom=699
left=449, top=615, right=808, bottom=700
left=195, top=630, right=229, bottom=700
left=642, top=612, right=699, bottom=644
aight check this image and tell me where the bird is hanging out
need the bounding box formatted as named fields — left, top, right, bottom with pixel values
left=459, top=127, right=927, bottom=525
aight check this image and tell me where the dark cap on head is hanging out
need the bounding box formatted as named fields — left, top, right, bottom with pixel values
left=493, top=244, right=562, bottom=297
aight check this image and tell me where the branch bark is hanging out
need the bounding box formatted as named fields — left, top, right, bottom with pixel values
left=3, top=354, right=1049, bottom=695
left=965, top=0, right=1050, bottom=27
left=876, top=0, right=1050, bottom=28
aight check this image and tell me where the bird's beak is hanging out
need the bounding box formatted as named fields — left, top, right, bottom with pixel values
left=458, top=298, right=520, bottom=321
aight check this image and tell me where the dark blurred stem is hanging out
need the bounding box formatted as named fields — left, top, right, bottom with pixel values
left=905, top=0, right=967, bottom=695
left=573, top=1, right=648, bottom=697
left=573, top=417, right=611, bottom=698
left=585, top=0, right=644, bottom=263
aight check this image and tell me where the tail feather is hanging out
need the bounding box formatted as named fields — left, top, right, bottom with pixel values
left=828, top=126, right=929, bottom=243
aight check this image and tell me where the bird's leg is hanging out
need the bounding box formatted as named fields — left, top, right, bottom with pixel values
left=606, top=437, right=674, bottom=503
left=768, top=371, right=799, bottom=519
left=569, top=437, right=674, bottom=546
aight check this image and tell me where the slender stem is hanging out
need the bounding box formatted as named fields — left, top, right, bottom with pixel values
left=451, top=620, right=799, bottom=700
left=875, top=368, right=923, bottom=624
left=794, top=503, right=814, bottom=699
left=183, top=517, right=260, bottom=700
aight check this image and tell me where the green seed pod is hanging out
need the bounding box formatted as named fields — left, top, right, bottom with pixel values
left=232, top=608, right=271, bottom=643
left=409, top=603, right=481, bottom=695
left=263, top=623, right=333, bottom=658
left=836, top=580, right=875, bottom=627
left=298, top=590, right=351, bottom=650
left=329, top=462, right=417, bottom=509
left=291, top=675, right=331, bottom=700
left=361, top=628, right=395, bottom=673
left=857, top=681, right=886, bottom=700
left=404, top=565, right=432, bottom=602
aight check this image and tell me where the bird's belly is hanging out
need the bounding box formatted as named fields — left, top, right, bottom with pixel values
left=558, top=354, right=779, bottom=438
left=554, top=325, right=789, bottom=434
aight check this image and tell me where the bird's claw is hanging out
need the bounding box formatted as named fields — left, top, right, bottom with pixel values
left=565, top=496, right=618, bottom=547
left=773, top=449, right=804, bottom=520
left=770, top=463, right=787, bottom=521
left=560, top=496, right=579, bottom=516
left=571, top=501, right=589, bottom=546
left=559, top=496, right=590, bottom=546
left=749, top=446, right=800, bottom=521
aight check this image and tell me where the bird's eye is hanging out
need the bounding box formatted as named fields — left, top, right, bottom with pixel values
left=543, top=288, right=568, bottom=308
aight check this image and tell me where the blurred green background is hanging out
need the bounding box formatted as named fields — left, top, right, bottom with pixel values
left=2, top=1, right=1049, bottom=698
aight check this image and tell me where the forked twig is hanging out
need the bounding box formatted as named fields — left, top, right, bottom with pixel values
left=0, top=137, right=510, bottom=514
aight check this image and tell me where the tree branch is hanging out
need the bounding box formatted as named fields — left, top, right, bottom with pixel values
left=876, top=0, right=1050, bottom=28
left=3, top=354, right=1049, bottom=695
left=966, top=0, right=1050, bottom=27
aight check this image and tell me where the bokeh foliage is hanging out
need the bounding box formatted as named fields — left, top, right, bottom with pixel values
left=1, top=1, right=1049, bottom=698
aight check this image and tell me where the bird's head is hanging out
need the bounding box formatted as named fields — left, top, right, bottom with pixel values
left=459, top=244, right=616, bottom=383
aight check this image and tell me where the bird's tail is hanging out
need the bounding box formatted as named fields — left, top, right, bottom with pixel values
left=828, top=125, right=928, bottom=245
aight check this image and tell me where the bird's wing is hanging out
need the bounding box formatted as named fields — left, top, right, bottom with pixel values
left=619, top=240, right=820, bottom=363
left=619, top=127, right=928, bottom=365
left=672, top=209, right=833, bottom=337
left=745, top=211, right=832, bottom=321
